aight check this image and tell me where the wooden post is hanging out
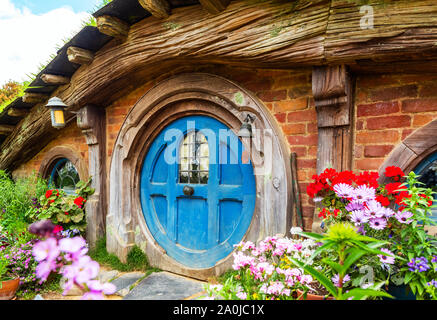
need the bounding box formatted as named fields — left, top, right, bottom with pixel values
left=138, top=0, right=170, bottom=19
left=7, top=108, right=29, bottom=118
left=41, top=74, right=70, bottom=85
left=96, top=15, right=130, bottom=39
left=0, top=125, right=15, bottom=135
left=22, top=93, right=48, bottom=104
left=77, top=105, right=107, bottom=249
left=311, top=65, right=354, bottom=233
left=67, top=47, right=95, bottom=65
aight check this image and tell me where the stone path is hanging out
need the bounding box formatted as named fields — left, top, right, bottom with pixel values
left=38, top=269, right=208, bottom=300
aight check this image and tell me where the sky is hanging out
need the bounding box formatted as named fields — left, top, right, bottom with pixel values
left=0, top=0, right=103, bottom=85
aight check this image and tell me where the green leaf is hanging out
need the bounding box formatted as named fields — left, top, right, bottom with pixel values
left=341, top=248, right=366, bottom=274
left=289, top=257, right=338, bottom=297
left=298, top=231, right=324, bottom=241
left=321, top=258, right=344, bottom=274
left=71, top=212, right=84, bottom=223
left=342, top=288, right=393, bottom=300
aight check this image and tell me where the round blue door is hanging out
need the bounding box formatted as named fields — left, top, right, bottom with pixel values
left=140, top=115, right=256, bottom=268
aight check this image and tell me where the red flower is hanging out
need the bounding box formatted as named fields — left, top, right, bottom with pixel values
left=376, top=195, right=390, bottom=206
left=385, top=182, right=406, bottom=195
left=355, top=171, right=379, bottom=189
left=45, top=190, right=53, bottom=199
left=419, top=194, right=433, bottom=207
left=385, top=166, right=405, bottom=181
left=74, top=196, right=85, bottom=207
left=53, top=225, right=63, bottom=234
left=64, top=212, right=69, bottom=215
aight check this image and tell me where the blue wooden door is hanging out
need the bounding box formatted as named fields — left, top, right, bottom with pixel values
left=140, top=115, right=256, bottom=268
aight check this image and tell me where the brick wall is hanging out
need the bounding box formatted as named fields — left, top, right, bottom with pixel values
left=105, top=65, right=317, bottom=230
left=12, top=122, right=88, bottom=179
left=354, top=73, right=437, bottom=172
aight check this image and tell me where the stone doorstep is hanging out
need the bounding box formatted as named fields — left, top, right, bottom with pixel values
left=122, top=271, right=207, bottom=300
left=109, top=272, right=146, bottom=297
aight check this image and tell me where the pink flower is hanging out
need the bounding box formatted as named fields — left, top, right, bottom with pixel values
left=395, top=210, right=413, bottom=224
left=59, top=237, right=88, bottom=260
left=349, top=210, right=369, bottom=226
left=378, top=248, right=395, bottom=265
left=364, top=200, right=385, bottom=218
left=236, top=291, right=247, bottom=300
left=81, top=280, right=116, bottom=300
left=332, top=274, right=350, bottom=288
left=35, top=260, right=57, bottom=282
left=368, top=217, right=387, bottom=230
left=232, top=252, right=255, bottom=270
left=352, top=185, right=376, bottom=204
left=333, top=183, right=355, bottom=199
left=32, top=238, right=60, bottom=263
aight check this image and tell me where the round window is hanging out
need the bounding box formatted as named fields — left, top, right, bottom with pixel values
left=48, top=158, right=80, bottom=195
left=414, top=152, right=437, bottom=222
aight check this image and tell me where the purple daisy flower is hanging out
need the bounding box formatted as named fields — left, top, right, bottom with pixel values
left=368, top=217, right=387, bottom=230
left=332, top=274, right=350, bottom=288
left=395, top=210, right=413, bottom=224
left=382, top=207, right=395, bottom=218
left=377, top=248, right=395, bottom=265
left=352, top=185, right=376, bottom=204
left=345, top=201, right=364, bottom=212
left=333, top=183, right=355, bottom=199
left=349, top=210, right=369, bottom=225
left=364, top=200, right=385, bottom=218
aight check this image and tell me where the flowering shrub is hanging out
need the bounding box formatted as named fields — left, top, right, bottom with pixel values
left=28, top=219, right=116, bottom=300
left=307, top=166, right=437, bottom=300
left=34, top=179, right=94, bottom=234
left=205, top=229, right=320, bottom=300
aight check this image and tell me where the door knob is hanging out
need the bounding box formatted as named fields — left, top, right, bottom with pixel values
left=183, top=185, right=194, bottom=196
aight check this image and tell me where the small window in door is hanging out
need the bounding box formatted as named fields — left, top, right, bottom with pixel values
left=179, top=131, right=209, bottom=184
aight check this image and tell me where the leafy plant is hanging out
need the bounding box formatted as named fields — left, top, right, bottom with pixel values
left=290, top=222, right=395, bottom=300
left=35, top=178, right=94, bottom=233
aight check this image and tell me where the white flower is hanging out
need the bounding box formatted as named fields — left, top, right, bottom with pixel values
left=290, top=227, right=303, bottom=235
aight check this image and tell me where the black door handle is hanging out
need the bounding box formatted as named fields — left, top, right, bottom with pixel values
left=183, top=185, right=194, bottom=196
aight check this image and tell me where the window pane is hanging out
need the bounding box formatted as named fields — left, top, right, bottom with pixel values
left=178, top=131, right=209, bottom=184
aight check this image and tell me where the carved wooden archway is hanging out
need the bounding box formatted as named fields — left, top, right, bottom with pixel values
left=107, top=73, right=293, bottom=279
left=378, top=119, right=437, bottom=235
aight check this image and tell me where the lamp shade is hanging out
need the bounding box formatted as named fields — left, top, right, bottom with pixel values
left=45, top=97, right=67, bottom=129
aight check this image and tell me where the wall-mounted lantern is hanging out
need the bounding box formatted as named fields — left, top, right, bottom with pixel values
left=45, top=97, right=67, bottom=129
left=238, top=113, right=256, bottom=164
left=238, top=114, right=256, bottom=138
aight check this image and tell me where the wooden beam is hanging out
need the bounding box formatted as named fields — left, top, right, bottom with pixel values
left=41, top=74, right=70, bottom=85
left=311, top=65, right=354, bottom=233
left=67, top=47, right=94, bottom=65
left=138, top=0, right=170, bottom=19
left=0, top=125, right=15, bottom=135
left=96, top=15, right=130, bottom=39
left=7, top=108, right=29, bottom=118
left=22, top=93, right=48, bottom=104
left=199, top=0, right=230, bottom=14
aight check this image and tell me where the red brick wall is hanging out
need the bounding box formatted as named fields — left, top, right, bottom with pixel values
left=13, top=123, right=88, bottom=179
left=354, top=74, right=437, bottom=172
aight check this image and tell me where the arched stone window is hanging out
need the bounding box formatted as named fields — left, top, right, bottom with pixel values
left=39, top=146, right=88, bottom=193
left=379, top=119, right=437, bottom=232
left=48, top=158, right=80, bottom=194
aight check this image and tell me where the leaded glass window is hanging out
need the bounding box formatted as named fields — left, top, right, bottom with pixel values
left=179, top=131, right=209, bottom=184
left=49, top=158, right=80, bottom=194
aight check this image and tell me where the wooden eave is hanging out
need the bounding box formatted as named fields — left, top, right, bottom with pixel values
left=1, top=0, right=437, bottom=171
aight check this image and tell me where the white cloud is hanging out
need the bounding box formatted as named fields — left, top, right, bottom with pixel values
left=0, top=0, right=91, bottom=84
